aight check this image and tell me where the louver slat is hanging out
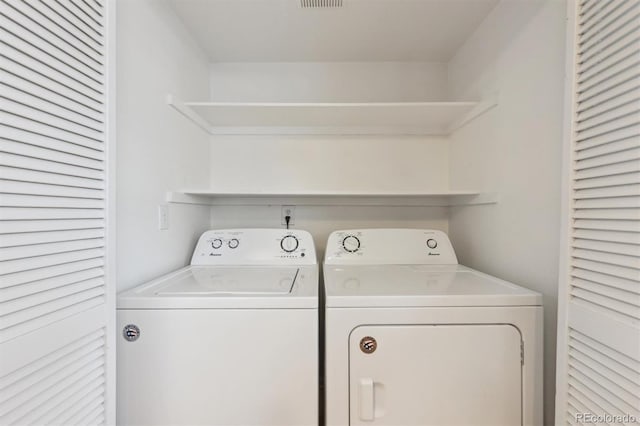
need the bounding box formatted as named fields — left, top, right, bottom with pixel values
left=0, top=293, right=106, bottom=343
left=2, top=84, right=103, bottom=133
left=0, top=207, right=104, bottom=220
left=0, top=166, right=104, bottom=189
left=573, top=238, right=640, bottom=257
left=570, top=340, right=640, bottom=385
left=3, top=0, right=104, bottom=68
left=0, top=194, right=104, bottom=209
left=0, top=258, right=105, bottom=289
left=0, top=229, right=105, bottom=248
left=569, top=355, right=640, bottom=413
left=0, top=180, right=104, bottom=199
left=0, top=238, right=105, bottom=262
left=579, top=0, right=619, bottom=34
left=47, top=385, right=105, bottom=426
left=577, top=76, right=640, bottom=114
left=577, top=87, right=640, bottom=125
left=1, top=151, right=104, bottom=179
left=579, top=0, right=640, bottom=50
left=579, top=7, right=640, bottom=62
left=4, top=97, right=103, bottom=142
left=578, top=32, right=640, bottom=87
left=572, top=268, right=639, bottom=294
left=42, top=0, right=103, bottom=43
left=77, top=0, right=104, bottom=21
left=575, top=137, right=639, bottom=161
left=0, top=33, right=102, bottom=103
left=0, top=124, right=104, bottom=159
left=67, top=0, right=104, bottom=30
left=574, top=171, right=639, bottom=191
left=1, top=61, right=103, bottom=112
left=575, top=124, right=640, bottom=151
left=0, top=0, right=109, bottom=423
left=0, top=14, right=103, bottom=91
left=1, top=111, right=104, bottom=150
left=1, top=73, right=103, bottom=126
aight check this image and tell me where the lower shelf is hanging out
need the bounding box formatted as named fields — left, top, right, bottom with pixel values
left=166, top=190, right=499, bottom=206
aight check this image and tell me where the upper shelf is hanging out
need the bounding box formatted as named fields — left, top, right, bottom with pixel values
left=166, top=190, right=499, bottom=206
left=167, top=95, right=498, bottom=136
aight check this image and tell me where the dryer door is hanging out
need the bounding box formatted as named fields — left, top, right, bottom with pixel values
left=349, top=324, right=522, bottom=425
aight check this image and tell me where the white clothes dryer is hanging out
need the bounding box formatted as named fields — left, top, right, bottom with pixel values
left=323, top=229, right=543, bottom=426
left=117, top=229, right=318, bottom=426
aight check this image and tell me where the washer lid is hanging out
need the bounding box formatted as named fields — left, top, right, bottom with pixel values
left=324, top=265, right=542, bottom=307
left=156, top=267, right=298, bottom=295
left=117, top=265, right=318, bottom=309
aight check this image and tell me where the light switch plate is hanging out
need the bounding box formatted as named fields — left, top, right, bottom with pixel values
left=158, top=204, right=169, bottom=230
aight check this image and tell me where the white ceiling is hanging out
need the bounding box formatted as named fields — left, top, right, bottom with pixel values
left=169, top=0, right=499, bottom=62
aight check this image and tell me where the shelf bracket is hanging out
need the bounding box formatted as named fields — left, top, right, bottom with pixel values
left=447, top=192, right=500, bottom=206
left=165, top=191, right=213, bottom=205
left=447, top=93, right=499, bottom=134
left=166, top=94, right=212, bottom=134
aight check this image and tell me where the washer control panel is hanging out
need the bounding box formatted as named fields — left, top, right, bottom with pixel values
left=324, top=229, right=458, bottom=265
left=192, top=229, right=316, bottom=265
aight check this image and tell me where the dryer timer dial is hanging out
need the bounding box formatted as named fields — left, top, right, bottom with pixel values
left=342, top=235, right=361, bottom=253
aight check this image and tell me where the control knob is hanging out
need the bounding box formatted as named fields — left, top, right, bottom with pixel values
left=426, top=238, right=438, bottom=249
left=342, top=235, right=361, bottom=253
left=228, top=238, right=239, bottom=249
left=211, top=238, right=223, bottom=249
left=281, top=235, right=299, bottom=252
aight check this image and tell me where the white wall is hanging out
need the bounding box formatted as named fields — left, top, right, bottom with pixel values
left=210, top=135, right=449, bottom=193
left=116, top=0, right=211, bottom=291
left=447, top=2, right=566, bottom=424
left=209, top=62, right=448, bottom=102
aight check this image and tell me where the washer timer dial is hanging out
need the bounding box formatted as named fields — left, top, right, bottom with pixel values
left=426, top=238, right=438, bottom=249
left=280, top=235, right=299, bottom=252
left=211, top=238, right=223, bottom=249
left=342, top=235, right=361, bottom=253
left=228, top=238, right=239, bottom=249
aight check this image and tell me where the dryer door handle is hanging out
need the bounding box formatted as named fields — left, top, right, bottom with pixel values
left=359, top=378, right=375, bottom=421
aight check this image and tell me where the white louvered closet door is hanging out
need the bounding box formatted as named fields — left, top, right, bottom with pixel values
left=0, top=0, right=115, bottom=425
left=555, top=0, right=640, bottom=424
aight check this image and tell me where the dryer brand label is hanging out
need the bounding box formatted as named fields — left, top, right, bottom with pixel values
left=360, top=336, right=377, bottom=354
left=123, top=324, right=140, bottom=342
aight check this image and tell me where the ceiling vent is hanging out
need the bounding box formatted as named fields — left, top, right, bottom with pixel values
left=300, top=0, right=343, bottom=8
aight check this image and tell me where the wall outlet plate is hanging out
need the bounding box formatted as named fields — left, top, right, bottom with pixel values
left=281, top=205, right=295, bottom=226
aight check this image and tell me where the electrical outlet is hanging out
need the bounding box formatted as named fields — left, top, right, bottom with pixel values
left=158, top=204, right=169, bottom=230
left=281, top=205, right=296, bottom=226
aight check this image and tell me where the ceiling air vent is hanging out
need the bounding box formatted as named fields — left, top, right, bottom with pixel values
left=300, top=0, right=343, bottom=8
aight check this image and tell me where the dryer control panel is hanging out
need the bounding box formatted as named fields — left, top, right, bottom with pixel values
left=191, top=229, right=316, bottom=265
left=324, top=229, right=458, bottom=265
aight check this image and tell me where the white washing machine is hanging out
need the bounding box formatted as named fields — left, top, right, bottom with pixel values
left=323, top=229, right=543, bottom=426
left=117, top=229, right=318, bottom=426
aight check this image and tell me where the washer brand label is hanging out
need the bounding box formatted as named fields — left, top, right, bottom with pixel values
left=360, top=336, right=377, bottom=354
